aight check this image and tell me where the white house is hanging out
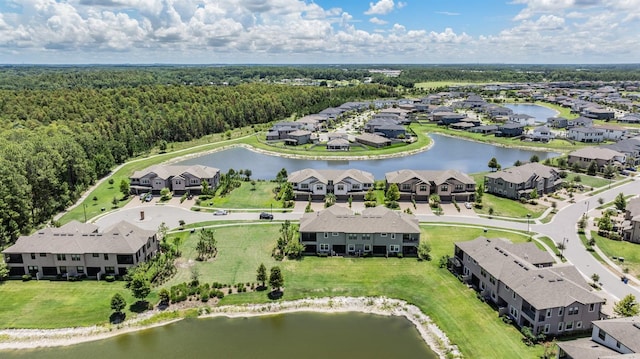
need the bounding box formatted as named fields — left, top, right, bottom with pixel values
left=567, top=127, right=604, bottom=143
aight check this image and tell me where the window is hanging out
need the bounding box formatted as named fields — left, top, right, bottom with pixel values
left=576, top=321, right=582, bottom=329
left=558, top=322, right=564, bottom=332
left=319, top=244, right=330, bottom=251
left=39, top=253, right=46, bottom=257
left=544, top=324, right=550, bottom=334
left=332, top=232, right=339, bottom=236
left=104, top=254, right=109, bottom=260
left=401, top=184, right=411, bottom=191
left=59, top=266, right=67, bottom=274
left=616, top=341, right=621, bottom=349
left=479, top=282, right=485, bottom=290
left=30, top=253, right=36, bottom=260
left=336, top=184, right=344, bottom=191
left=512, top=292, right=516, bottom=300
left=589, top=303, right=595, bottom=312
left=546, top=309, right=552, bottom=318
left=389, top=245, right=400, bottom=253
left=105, top=266, right=115, bottom=274
left=440, top=185, right=449, bottom=192
left=27, top=265, right=38, bottom=273
left=489, top=276, right=496, bottom=285
left=480, top=269, right=486, bottom=278
left=558, top=307, right=563, bottom=316
left=381, top=233, right=387, bottom=237
left=348, top=233, right=357, bottom=240
left=455, top=184, right=463, bottom=191
left=362, top=234, right=371, bottom=240
left=509, top=306, right=519, bottom=319
left=598, top=328, right=606, bottom=340
left=352, top=184, right=360, bottom=190
left=76, top=266, right=84, bottom=274
left=568, top=307, right=579, bottom=315
left=300, top=183, right=309, bottom=189
left=71, top=254, right=81, bottom=261
left=364, top=244, right=371, bottom=252
left=419, top=184, right=428, bottom=192
left=565, top=321, right=573, bottom=331
left=57, top=254, right=66, bottom=261
left=92, top=253, right=99, bottom=258
left=348, top=244, right=355, bottom=252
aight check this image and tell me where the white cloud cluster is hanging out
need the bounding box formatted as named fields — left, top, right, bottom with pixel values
left=0, top=0, right=637, bottom=63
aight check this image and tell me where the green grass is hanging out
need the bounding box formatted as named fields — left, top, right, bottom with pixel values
left=0, top=280, right=156, bottom=329
left=533, top=101, right=579, bottom=120
left=476, top=193, right=546, bottom=219
left=592, top=232, right=640, bottom=279
left=537, top=236, right=564, bottom=261
left=414, top=81, right=489, bottom=89
left=198, top=181, right=283, bottom=210
left=568, top=173, right=613, bottom=189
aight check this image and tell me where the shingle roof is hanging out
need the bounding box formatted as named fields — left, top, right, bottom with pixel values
left=356, top=133, right=392, bottom=144
left=300, top=207, right=420, bottom=234
left=131, top=165, right=220, bottom=180
left=385, top=169, right=475, bottom=186
left=3, top=221, right=156, bottom=255
left=569, top=147, right=625, bottom=161
left=556, top=338, right=621, bottom=359
left=485, top=163, right=558, bottom=184
left=594, top=316, right=640, bottom=353
left=288, top=169, right=374, bottom=186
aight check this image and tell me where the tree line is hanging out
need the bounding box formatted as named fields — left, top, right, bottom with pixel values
left=0, top=80, right=397, bottom=247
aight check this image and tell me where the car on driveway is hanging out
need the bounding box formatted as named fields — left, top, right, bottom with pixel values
left=259, top=212, right=274, bottom=220
left=213, top=210, right=228, bottom=216
left=464, top=202, right=472, bottom=209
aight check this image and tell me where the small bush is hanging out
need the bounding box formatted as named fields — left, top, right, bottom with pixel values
left=22, top=274, right=32, bottom=281
left=397, top=253, right=404, bottom=258
left=104, top=275, right=116, bottom=282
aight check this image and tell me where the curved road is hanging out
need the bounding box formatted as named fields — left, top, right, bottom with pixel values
left=95, top=180, right=640, bottom=301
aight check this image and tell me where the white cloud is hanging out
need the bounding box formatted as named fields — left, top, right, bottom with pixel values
left=369, top=17, right=388, bottom=25
left=364, top=0, right=396, bottom=16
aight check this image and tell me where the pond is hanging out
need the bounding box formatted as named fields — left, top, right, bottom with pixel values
left=504, top=103, right=559, bottom=124
left=177, top=134, right=556, bottom=179
left=3, top=312, right=438, bottom=359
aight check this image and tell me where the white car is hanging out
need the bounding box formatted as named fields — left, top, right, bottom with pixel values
left=464, top=202, right=473, bottom=209
left=213, top=210, right=228, bottom=216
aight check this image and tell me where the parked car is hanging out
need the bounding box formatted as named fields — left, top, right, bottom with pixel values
left=464, top=202, right=472, bottom=209
left=259, top=212, right=274, bottom=220
left=213, top=209, right=228, bottom=216
left=145, top=193, right=153, bottom=202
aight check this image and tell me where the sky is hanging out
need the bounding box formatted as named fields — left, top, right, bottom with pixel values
left=0, top=0, right=639, bottom=64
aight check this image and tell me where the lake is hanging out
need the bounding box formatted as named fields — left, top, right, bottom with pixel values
left=504, top=103, right=558, bottom=124
left=3, top=312, right=438, bottom=359
left=177, top=134, right=556, bottom=178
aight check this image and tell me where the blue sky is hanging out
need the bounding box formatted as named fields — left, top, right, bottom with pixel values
left=0, top=0, right=638, bottom=64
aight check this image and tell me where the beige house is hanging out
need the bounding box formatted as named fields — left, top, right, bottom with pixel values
left=451, top=237, right=604, bottom=337
left=622, top=197, right=640, bottom=244
left=484, top=162, right=562, bottom=200
left=2, top=221, right=159, bottom=279
left=129, top=164, right=220, bottom=195
left=299, top=206, right=420, bottom=256
left=567, top=147, right=626, bottom=171
left=385, top=169, right=476, bottom=202
left=288, top=168, right=374, bottom=200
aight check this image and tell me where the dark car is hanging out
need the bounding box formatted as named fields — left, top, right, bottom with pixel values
left=259, top=212, right=274, bottom=220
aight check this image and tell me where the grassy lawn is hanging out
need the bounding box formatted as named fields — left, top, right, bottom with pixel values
left=567, top=172, right=614, bottom=189
left=476, top=193, right=547, bottom=219
left=0, top=280, right=156, bottom=329
left=414, top=81, right=489, bottom=89
left=592, top=232, right=640, bottom=279
left=196, top=181, right=283, bottom=210
left=533, top=101, right=579, bottom=120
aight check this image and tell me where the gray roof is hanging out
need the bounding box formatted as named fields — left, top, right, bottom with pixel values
left=131, top=164, right=220, bottom=180
left=385, top=169, right=475, bottom=186
left=327, top=138, right=350, bottom=146
left=356, top=133, right=392, bottom=144
left=456, top=237, right=603, bottom=309
left=485, top=163, right=558, bottom=184
left=570, top=126, right=604, bottom=134
left=3, top=221, right=156, bottom=255
left=593, top=316, right=640, bottom=353
left=288, top=168, right=374, bottom=186
left=569, top=147, right=625, bottom=161
left=288, top=130, right=311, bottom=137
left=557, top=338, right=621, bottom=359
left=300, top=206, right=420, bottom=234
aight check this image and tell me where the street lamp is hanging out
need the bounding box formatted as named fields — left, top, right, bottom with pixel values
left=560, top=237, right=568, bottom=258
left=585, top=201, right=590, bottom=216
left=526, top=213, right=531, bottom=233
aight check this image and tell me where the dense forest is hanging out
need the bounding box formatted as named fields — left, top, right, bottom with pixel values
left=0, top=72, right=397, bottom=247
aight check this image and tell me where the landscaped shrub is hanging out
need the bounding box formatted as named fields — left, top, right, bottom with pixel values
left=201, top=292, right=209, bottom=302
left=22, top=274, right=32, bottom=281
left=104, top=275, right=116, bottom=282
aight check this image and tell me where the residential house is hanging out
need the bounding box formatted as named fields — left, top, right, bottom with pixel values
left=266, top=121, right=304, bottom=140
left=486, top=106, right=514, bottom=119
left=567, top=116, right=594, bottom=128
left=129, top=165, right=220, bottom=195
left=530, top=126, right=555, bottom=142
left=604, top=137, right=640, bottom=166
left=326, top=138, right=350, bottom=151
left=509, top=113, right=536, bottom=126
left=318, top=107, right=344, bottom=121
left=375, top=124, right=406, bottom=138
left=557, top=316, right=640, bottom=358
left=285, top=130, right=312, bottom=146
left=547, top=117, right=569, bottom=129
left=496, top=122, right=526, bottom=137
left=618, top=114, right=640, bottom=124
left=385, top=169, right=476, bottom=202
left=568, top=127, right=604, bottom=143
left=567, top=147, right=626, bottom=171
left=450, top=237, right=604, bottom=337
left=595, top=124, right=627, bottom=141
left=355, top=133, right=391, bottom=148
left=364, top=117, right=399, bottom=133
left=468, top=125, right=499, bottom=134
left=2, top=221, right=159, bottom=279
left=622, top=197, right=640, bottom=244
left=583, top=107, right=615, bottom=120
left=288, top=168, right=374, bottom=200
left=432, top=111, right=466, bottom=125
left=296, top=114, right=325, bottom=131
left=484, top=163, right=562, bottom=200
left=299, top=206, right=420, bottom=257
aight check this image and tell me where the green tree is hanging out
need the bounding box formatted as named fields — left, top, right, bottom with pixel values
left=597, top=212, right=613, bottom=234
left=158, top=288, right=170, bottom=305
left=603, top=164, right=615, bottom=179
left=587, top=160, right=598, bottom=176
left=571, top=161, right=582, bottom=173
left=108, top=178, right=115, bottom=186
left=530, top=155, right=539, bottom=163
left=279, top=182, right=294, bottom=201
left=0, top=261, right=9, bottom=281
left=129, top=275, right=151, bottom=302
left=256, top=263, right=267, bottom=288
left=364, top=188, right=377, bottom=207
left=385, top=183, right=400, bottom=208
left=112, top=196, right=119, bottom=208
left=417, top=241, right=431, bottom=261
left=475, top=184, right=484, bottom=204
left=529, top=188, right=538, bottom=201
left=119, top=179, right=130, bottom=198
left=514, top=160, right=522, bottom=166
left=284, top=240, right=305, bottom=259
left=275, top=168, right=288, bottom=184
left=324, top=193, right=336, bottom=208
left=158, top=139, right=168, bottom=152
left=488, top=157, right=500, bottom=172
left=614, top=294, right=639, bottom=317
left=110, top=293, right=126, bottom=313
left=614, top=192, right=626, bottom=211
left=196, top=228, right=217, bottom=261
left=429, top=194, right=441, bottom=208
left=160, top=187, right=171, bottom=201
left=269, top=266, right=284, bottom=292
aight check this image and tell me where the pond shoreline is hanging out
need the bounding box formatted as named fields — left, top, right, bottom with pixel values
left=0, top=297, right=460, bottom=358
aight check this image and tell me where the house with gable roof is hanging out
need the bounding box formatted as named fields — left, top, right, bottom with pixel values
left=484, top=162, right=562, bottom=200
left=299, top=206, right=420, bottom=257
left=450, top=237, right=604, bottom=337
left=288, top=169, right=374, bottom=200
left=567, top=147, right=626, bottom=171
left=557, top=316, right=640, bottom=358
left=129, top=164, right=220, bottom=195
left=385, top=169, right=476, bottom=202
left=2, top=220, right=159, bottom=279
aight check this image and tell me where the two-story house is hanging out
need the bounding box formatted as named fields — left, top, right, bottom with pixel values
left=384, top=169, right=476, bottom=202
left=622, top=197, right=640, bottom=244
left=129, top=164, right=220, bottom=195
left=299, top=206, right=420, bottom=257
left=451, top=237, right=604, bottom=337
left=484, top=162, right=562, bottom=200
left=288, top=168, right=374, bottom=200
left=557, top=316, right=640, bottom=358
left=568, top=127, right=605, bottom=143
left=567, top=147, right=626, bottom=172
left=2, top=221, right=159, bottom=279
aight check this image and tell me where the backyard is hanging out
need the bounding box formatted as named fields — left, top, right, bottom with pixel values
left=592, top=232, right=640, bottom=279
left=196, top=181, right=284, bottom=211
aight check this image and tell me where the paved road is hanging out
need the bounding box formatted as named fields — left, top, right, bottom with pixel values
left=95, top=180, right=640, bottom=301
